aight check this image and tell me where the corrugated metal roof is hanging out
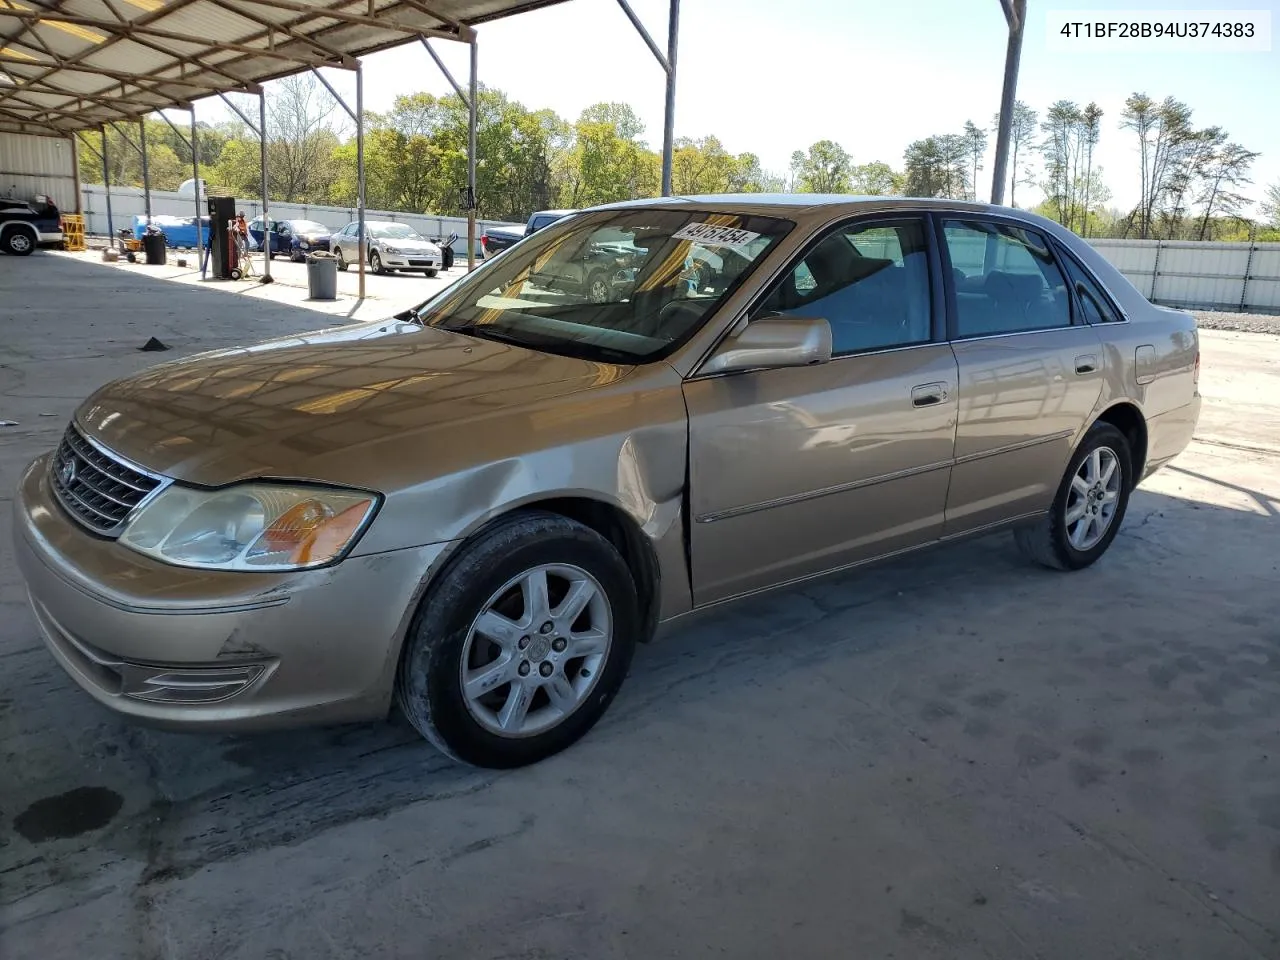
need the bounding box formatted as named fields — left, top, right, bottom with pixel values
left=0, top=0, right=569, bottom=135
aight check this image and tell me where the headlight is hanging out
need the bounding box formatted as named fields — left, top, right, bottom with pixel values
left=119, top=483, right=379, bottom=571
left=383, top=245, right=399, bottom=254
left=300, top=240, right=310, bottom=249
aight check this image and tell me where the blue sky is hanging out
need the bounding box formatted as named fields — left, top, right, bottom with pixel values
left=227, top=0, right=1280, bottom=216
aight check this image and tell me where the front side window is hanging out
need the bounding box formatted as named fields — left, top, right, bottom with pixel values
left=1059, top=251, right=1122, bottom=324
left=417, top=210, right=791, bottom=364
left=943, top=220, right=1072, bottom=337
left=757, top=219, right=932, bottom=355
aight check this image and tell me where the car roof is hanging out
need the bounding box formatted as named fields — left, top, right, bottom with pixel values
left=585, top=193, right=1013, bottom=219
left=532, top=209, right=576, bottom=217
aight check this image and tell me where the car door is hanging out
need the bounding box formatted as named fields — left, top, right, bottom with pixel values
left=938, top=216, right=1105, bottom=536
left=273, top=222, right=292, bottom=254
left=684, top=216, right=958, bottom=605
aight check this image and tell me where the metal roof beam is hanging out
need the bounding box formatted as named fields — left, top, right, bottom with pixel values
left=0, top=56, right=242, bottom=93
left=0, top=10, right=336, bottom=73
left=229, top=0, right=471, bottom=41
left=219, top=0, right=357, bottom=68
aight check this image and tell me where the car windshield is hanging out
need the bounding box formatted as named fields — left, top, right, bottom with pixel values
left=416, top=209, right=791, bottom=364
left=370, top=223, right=420, bottom=240
left=293, top=221, right=329, bottom=234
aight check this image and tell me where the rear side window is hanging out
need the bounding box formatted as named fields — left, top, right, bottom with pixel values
left=1060, top=251, right=1122, bottom=324
left=757, top=219, right=932, bottom=356
left=943, top=220, right=1072, bottom=337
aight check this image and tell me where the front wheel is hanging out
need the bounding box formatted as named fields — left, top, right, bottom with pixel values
left=370, top=251, right=385, bottom=275
left=1014, top=421, right=1132, bottom=570
left=425, top=268, right=439, bottom=278
left=397, top=512, right=639, bottom=768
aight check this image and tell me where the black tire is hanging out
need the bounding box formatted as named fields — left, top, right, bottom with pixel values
left=397, top=511, right=640, bottom=768
left=2, top=226, right=37, bottom=256
left=1014, top=421, right=1133, bottom=571
left=370, top=251, right=384, bottom=275
left=425, top=268, right=439, bottom=278
left=291, top=251, right=305, bottom=263
left=335, top=247, right=348, bottom=271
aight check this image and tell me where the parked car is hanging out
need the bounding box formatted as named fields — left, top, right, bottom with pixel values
left=246, top=218, right=332, bottom=260
left=15, top=196, right=1201, bottom=769
left=0, top=193, right=62, bottom=255
left=481, top=208, right=577, bottom=258
left=330, top=220, right=442, bottom=275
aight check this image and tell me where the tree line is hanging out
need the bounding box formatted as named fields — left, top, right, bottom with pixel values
left=79, top=76, right=1279, bottom=241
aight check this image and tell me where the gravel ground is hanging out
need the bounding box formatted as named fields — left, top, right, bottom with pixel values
left=1192, top=309, right=1280, bottom=334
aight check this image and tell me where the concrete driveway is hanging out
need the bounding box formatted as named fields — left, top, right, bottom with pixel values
left=2, top=251, right=1278, bottom=959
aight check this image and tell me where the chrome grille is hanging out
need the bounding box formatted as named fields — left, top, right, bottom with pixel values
left=50, top=426, right=163, bottom=536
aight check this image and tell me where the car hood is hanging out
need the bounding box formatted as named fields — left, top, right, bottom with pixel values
left=76, top=321, right=630, bottom=487
left=382, top=238, right=438, bottom=252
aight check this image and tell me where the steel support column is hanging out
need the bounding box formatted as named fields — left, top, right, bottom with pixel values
left=615, top=0, right=680, bottom=196
left=139, top=118, right=152, bottom=224
left=467, top=37, right=477, bottom=270
left=356, top=61, right=366, bottom=299
left=661, top=0, right=679, bottom=197
left=191, top=107, right=203, bottom=274
left=69, top=134, right=82, bottom=215
left=989, top=0, right=1026, bottom=206
left=311, top=63, right=364, bottom=297
left=100, top=125, right=114, bottom=248
left=259, top=90, right=270, bottom=281
left=422, top=35, right=478, bottom=270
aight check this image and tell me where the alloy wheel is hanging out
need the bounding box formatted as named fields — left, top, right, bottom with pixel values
left=1066, top=445, right=1121, bottom=551
left=459, top=563, right=612, bottom=738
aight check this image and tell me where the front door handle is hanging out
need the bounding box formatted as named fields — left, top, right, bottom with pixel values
left=1075, top=354, right=1098, bottom=374
left=911, top=382, right=949, bottom=407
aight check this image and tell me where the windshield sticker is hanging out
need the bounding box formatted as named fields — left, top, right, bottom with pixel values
left=671, top=223, right=761, bottom=248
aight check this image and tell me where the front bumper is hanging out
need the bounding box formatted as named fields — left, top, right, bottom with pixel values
left=14, top=454, right=450, bottom=731
left=382, top=252, right=438, bottom=270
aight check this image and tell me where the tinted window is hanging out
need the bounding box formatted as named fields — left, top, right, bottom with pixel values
left=1060, top=251, right=1121, bottom=324
left=758, top=219, right=932, bottom=356
left=943, top=220, right=1072, bottom=337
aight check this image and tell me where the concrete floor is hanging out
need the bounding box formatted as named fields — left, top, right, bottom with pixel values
left=2, top=250, right=1279, bottom=959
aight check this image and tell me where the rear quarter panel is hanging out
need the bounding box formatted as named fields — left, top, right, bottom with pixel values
left=1032, top=214, right=1200, bottom=473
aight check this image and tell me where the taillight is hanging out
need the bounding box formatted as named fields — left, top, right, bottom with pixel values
left=480, top=234, right=490, bottom=250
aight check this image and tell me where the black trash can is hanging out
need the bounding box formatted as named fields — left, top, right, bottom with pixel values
left=142, top=232, right=167, bottom=266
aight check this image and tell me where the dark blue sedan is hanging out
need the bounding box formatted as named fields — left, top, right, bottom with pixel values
left=247, top=218, right=333, bottom=261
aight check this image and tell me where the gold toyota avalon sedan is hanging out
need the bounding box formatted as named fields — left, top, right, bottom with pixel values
left=14, top=196, right=1201, bottom=767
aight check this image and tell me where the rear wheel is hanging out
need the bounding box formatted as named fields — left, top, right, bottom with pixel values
left=397, top=512, right=639, bottom=768
left=2, top=226, right=36, bottom=256
left=1014, top=422, right=1132, bottom=570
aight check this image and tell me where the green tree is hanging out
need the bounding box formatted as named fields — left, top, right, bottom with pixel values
left=791, top=140, right=852, bottom=193
left=849, top=161, right=902, bottom=195
left=992, top=100, right=1038, bottom=206
left=904, top=137, right=947, bottom=197
left=962, top=120, right=987, bottom=201
left=1260, top=181, right=1280, bottom=228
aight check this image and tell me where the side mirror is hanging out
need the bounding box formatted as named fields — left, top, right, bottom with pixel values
left=700, top=314, right=832, bottom=376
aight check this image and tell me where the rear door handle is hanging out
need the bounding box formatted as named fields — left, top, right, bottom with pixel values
left=911, top=382, right=949, bottom=407
left=1075, top=354, right=1098, bottom=374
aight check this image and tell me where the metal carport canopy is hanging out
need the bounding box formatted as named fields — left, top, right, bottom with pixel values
left=0, top=0, right=570, bottom=135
